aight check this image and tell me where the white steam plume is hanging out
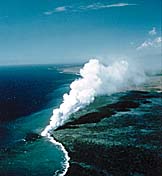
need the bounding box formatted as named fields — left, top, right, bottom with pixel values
left=41, top=59, right=145, bottom=136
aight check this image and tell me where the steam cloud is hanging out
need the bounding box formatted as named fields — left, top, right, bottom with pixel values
left=41, top=59, right=145, bottom=136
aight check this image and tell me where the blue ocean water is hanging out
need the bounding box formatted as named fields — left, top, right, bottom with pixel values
left=0, top=65, right=77, bottom=175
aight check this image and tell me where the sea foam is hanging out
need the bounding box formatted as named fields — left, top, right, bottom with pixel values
left=41, top=59, right=145, bottom=176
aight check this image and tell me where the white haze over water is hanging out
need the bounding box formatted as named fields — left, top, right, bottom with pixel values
left=41, top=59, right=145, bottom=136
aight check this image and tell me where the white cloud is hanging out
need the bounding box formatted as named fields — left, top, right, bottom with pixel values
left=148, top=27, right=157, bottom=36
left=100, top=3, right=137, bottom=8
left=55, top=6, right=67, bottom=12
left=44, top=6, right=67, bottom=15
left=155, top=37, right=162, bottom=43
left=44, top=3, right=137, bottom=15
left=137, top=37, right=162, bottom=50
left=80, top=3, right=137, bottom=10
left=44, top=11, right=54, bottom=15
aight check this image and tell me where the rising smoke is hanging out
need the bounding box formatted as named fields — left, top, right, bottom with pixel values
left=41, top=59, right=145, bottom=136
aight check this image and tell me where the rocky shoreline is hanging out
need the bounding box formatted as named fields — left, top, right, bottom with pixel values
left=53, top=91, right=162, bottom=176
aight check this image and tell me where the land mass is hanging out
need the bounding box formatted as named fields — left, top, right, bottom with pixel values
left=53, top=90, right=162, bottom=176
left=58, top=66, right=81, bottom=75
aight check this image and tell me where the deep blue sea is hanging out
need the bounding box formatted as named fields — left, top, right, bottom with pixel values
left=0, top=64, right=162, bottom=176
left=0, top=65, right=77, bottom=176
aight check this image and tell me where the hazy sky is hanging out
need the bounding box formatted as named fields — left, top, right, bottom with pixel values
left=0, top=0, right=161, bottom=65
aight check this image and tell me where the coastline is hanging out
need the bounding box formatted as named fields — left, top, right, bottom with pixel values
left=53, top=89, right=162, bottom=175
left=57, top=66, right=81, bottom=75
left=45, top=133, right=70, bottom=176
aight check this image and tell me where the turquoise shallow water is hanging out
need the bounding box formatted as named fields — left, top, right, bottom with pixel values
left=1, top=65, right=161, bottom=176
left=0, top=65, right=77, bottom=175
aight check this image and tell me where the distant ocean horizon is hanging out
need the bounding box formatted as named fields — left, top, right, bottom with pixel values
left=0, top=62, right=161, bottom=176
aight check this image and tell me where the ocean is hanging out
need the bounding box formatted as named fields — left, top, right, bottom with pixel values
left=0, top=65, right=77, bottom=176
left=0, top=60, right=161, bottom=176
